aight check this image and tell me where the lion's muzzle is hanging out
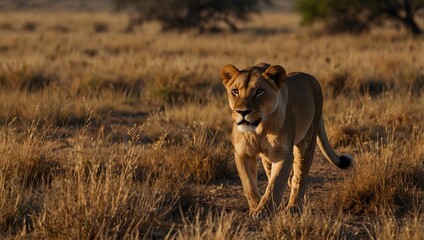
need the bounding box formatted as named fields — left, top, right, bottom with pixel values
left=235, top=111, right=262, bottom=132
left=237, top=119, right=261, bottom=127
left=234, top=108, right=262, bottom=128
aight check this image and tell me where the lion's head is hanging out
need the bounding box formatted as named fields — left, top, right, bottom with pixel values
left=220, top=63, right=286, bottom=132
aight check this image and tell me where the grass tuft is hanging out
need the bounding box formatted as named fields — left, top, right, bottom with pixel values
left=172, top=209, right=252, bottom=240
left=263, top=204, right=356, bottom=239
left=334, top=127, right=424, bottom=216
left=0, top=65, right=56, bottom=92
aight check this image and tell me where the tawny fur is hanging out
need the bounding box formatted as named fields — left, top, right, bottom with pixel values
left=220, top=63, right=353, bottom=218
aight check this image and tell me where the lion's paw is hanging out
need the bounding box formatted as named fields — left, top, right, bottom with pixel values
left=249, top=208, right=268, bottom=220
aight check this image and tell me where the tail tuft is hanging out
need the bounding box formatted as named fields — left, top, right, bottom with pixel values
left=338, top=154, right=354, bottom=169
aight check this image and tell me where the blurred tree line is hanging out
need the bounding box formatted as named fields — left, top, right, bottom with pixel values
left=115, top=0, right=423, bottom=35
left=295, top=0, right=424, bottom=36
left=115, top=0, right=271, bottom=33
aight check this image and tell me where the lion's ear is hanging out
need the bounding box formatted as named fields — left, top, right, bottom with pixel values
left=220, top=64, right=239, bottom=86
left=256, top=62, right=271, bottom=69
left=264, top=65, right=286, bottom=88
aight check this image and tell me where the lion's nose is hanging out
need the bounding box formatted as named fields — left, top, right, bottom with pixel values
left=236, top=109, right=252, bottom=117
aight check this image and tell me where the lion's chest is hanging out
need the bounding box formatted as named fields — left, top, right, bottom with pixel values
left=233, top=134, right=260, bottom=157
left=232, top=132, right=282, bottom=158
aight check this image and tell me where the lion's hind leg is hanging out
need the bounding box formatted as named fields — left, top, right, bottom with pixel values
left=260, top=153, right=272, bottom=181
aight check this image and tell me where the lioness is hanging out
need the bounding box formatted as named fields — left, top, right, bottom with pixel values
left=220, top=63, right=353, bottom=218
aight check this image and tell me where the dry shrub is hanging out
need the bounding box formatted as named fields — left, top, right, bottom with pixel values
left=263, top=204, right=355, bottom=239
left=0, top=176, right=38, bottom=236
left=22, top=21, right=37, bottom=31
left=0, top=119, right=60, bottom=189
left=31, top=164, right=183, bottom=239
left=410, top=74, right=424, bottom=96
left=325, top=70, right=349, bottom=97
left=334, top=127, right=424, bottom=215
left=0, top=22, right=13, bottom=30
left=370, top=213, right=424, bottom=240
left=359, top=80, right=393, bottom=97
left=141, top=122, right=236, bottom=183
left=174, top=122, right=235, bottom=182
left=0, top=120, right=58, bottom=235
left=171, top=209, right=252, bottom=240
left=94, top=22, right=108, bottom=33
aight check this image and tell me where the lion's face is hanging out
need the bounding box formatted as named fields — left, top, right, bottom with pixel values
left=220, top=63, right=286, bottom=132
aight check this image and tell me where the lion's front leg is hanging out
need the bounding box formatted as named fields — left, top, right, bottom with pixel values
left=251, top=149, right=293, bottom=218
left=234, top=153, right=261, bottom=213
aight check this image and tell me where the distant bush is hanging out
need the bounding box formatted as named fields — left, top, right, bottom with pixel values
left=0, top=65, right=56, bottom=92
left=295, top=0, right=424, bottom=35
left=115, top=0, right=271, bottom=33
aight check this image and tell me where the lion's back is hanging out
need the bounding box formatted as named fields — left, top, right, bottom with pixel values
left=286, top=72, right=323, bottom=109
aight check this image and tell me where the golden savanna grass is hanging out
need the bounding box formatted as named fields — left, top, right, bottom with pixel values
left=0, top=10, right=423, bottom=239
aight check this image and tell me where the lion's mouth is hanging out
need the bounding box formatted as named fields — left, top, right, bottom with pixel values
left=237, top=119, right=261, bottom=127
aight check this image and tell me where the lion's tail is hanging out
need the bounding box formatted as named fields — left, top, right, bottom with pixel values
left=317, top=116, right=353, bottom=169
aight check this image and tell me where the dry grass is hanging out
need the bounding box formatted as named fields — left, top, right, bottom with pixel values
left=1, top=120, right=187, bottom=238
left=334, top=126, right=424, bottom=215
left=0, top=9, right=423, bottom=239
left=263, top=204, right=354, bottom=239
left=171, top=210, right=252, bottom=240
left=371, top=213, right=424, bottom=240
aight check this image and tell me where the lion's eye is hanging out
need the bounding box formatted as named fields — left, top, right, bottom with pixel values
left=231, top=89, right=239, bottom=96
left=256, top=89, right=264, bottom=96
